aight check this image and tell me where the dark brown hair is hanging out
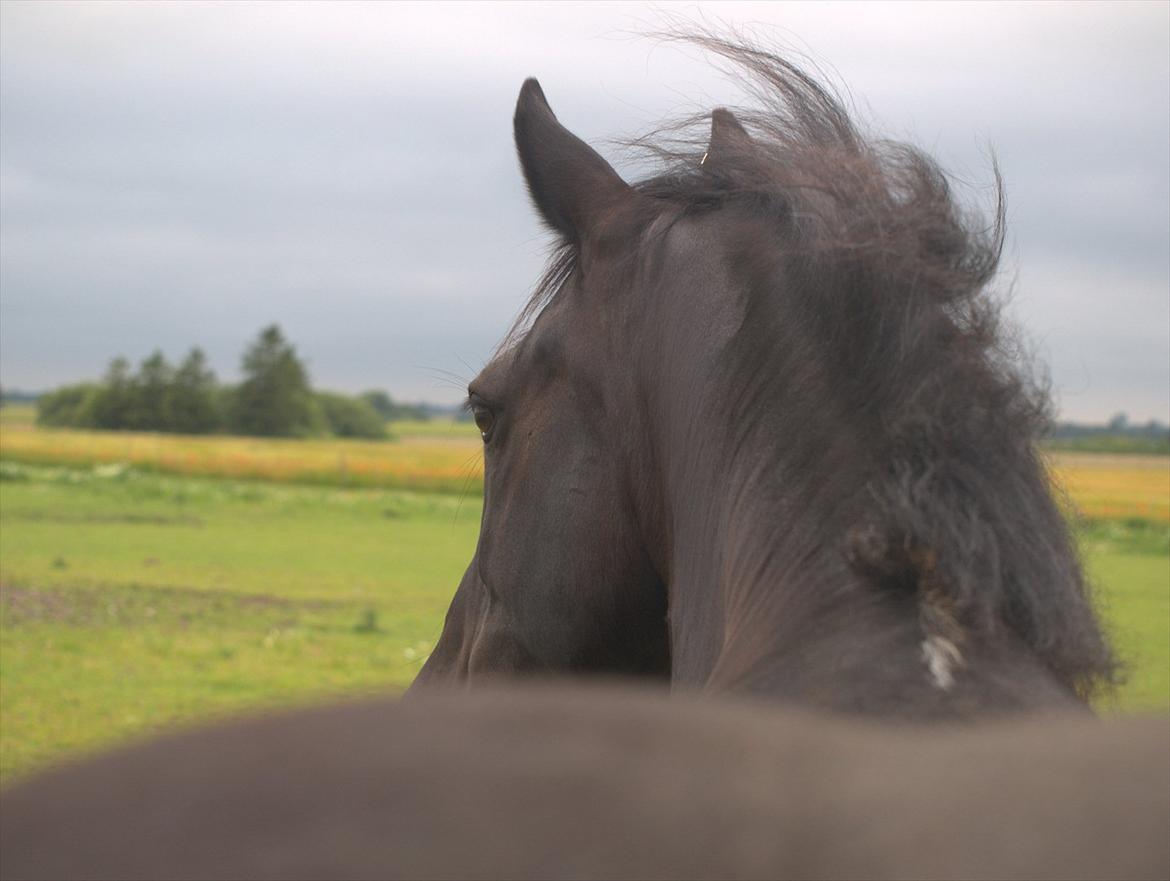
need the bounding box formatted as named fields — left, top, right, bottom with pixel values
left=519, top=32, right=1115, bottom=700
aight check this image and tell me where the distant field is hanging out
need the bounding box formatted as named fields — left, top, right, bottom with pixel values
left=1048, top=434, right=1170, bottom=456
left=1047, top=453, right=1170, bottom=523
left=0, top=416, right=484, bottom=495
left=0, top=404, right=36, bottom=426
left=2, top=410, right=1166, bottom=521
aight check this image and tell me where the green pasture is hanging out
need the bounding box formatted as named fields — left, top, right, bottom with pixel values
left=0, top=462, right=480, bottom=781
left=1, top=459, right=1167, bottom=784
left=1078, top=519, right=1170, bottom=713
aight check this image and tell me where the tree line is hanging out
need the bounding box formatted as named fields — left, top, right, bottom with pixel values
left=1049, top=413, right=1170, bottom=455
left=36, top=325, right=426, bottom=439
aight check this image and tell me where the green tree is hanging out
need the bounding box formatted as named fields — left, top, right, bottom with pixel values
left=167, top=348, right=221, bottom=434
left=230, top=325, right=315, bottom=437
left=89, top=357, right=135, bottom=429
left=360, top=389, right=395, bottom=420
left=360, top=389, right=427, bottom=422
left=316, top=391, right=388, bottom=439
left=128, top=350, right=173, bottom=431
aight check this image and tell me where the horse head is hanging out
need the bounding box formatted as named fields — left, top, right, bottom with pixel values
left=414, top=40, right=1115, bottom=717
left=413, top=80, right=674, bottom=684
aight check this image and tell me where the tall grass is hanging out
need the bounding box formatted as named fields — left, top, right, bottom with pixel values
left=4, top=419, right=1167, bottom=520
left=0, top=423, right=484, bottom=495
left=1048, top=453, right=1170, bottom=523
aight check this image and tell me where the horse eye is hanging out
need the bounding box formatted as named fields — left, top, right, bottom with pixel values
left=472, top=405, right=494, bottom=441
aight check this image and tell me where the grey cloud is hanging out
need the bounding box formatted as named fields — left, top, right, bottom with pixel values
left=1, top=2, right=1166, bottom=420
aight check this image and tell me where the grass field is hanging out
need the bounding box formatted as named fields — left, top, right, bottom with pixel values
left=0, top=462, right=481, bottom=780
left=1, top=411, right=1167, bottom=783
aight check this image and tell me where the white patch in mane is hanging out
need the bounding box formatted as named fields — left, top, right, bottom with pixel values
left=922, top=634, right=963, bottom=690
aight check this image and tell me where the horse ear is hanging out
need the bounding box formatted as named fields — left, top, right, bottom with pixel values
left=514, top=78, right=631, bottom=243
left=703, top=108, right=753, bottom=172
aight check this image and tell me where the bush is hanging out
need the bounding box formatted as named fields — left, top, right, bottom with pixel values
left=315, top=392, right=388, bottom=439
left=36, top=384, right=101, bottom=428
left=360, top=390, right=427, bottom=422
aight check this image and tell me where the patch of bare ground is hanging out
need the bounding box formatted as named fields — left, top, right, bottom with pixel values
left=0, top=582, right=340, bottom=627
left=3, top=512, right=204, bottom=527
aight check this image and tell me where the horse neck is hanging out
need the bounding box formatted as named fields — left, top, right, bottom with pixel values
left=641, top=314, right=1088, bottom=720
left=655, top=412, right=1081, bottom=717
left=654, top=397, right=867, bottom=682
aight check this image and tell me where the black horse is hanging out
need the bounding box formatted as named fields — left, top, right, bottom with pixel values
left=413, top=37, right=1114, bottom=719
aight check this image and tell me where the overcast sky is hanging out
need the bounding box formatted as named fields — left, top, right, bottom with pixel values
left=2, top=1, right=1167, bottom=421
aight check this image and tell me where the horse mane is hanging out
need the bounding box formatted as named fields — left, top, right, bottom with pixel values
left=514, top=32, right=1116, bottom=700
